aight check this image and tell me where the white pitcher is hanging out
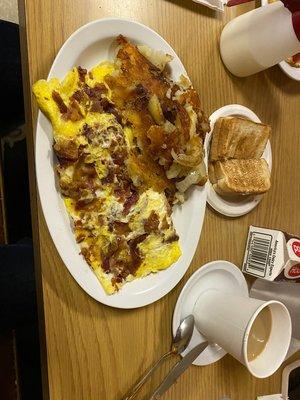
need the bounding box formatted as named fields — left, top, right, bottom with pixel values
left=220, top=0, right=300, bottom=77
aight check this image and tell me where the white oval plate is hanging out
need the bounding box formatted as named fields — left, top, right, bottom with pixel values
left=173, top=261, right=249, bottom=366
left=35, top=18, right=207, bottom=309
left=204, top=104, right=272, bottom=218
left=261, top=0, right=300, bottom=81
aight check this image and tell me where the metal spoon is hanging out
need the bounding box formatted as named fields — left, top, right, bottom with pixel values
left=122, top=315, right=194, bottom=400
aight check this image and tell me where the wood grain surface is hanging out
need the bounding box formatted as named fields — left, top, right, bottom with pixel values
left=18, top=0, right=300, bottom=399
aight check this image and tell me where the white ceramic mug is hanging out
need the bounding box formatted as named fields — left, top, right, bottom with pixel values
left=193, top=289, right=292, bottom=378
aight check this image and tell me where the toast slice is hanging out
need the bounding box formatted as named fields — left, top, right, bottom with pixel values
left=209, top=117, right=271, bottom=161
left=217, top=117, right=236, bottom=160
left=230, top=117, right=271, bottom=159
left=208, top=160, right=217, bottom=184
left=209, top=117, right=222, bottom=161
left=211, top=159, right=271, bottom=196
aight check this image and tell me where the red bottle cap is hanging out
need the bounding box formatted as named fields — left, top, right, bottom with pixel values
left=282, top=0, right=300, bottom=40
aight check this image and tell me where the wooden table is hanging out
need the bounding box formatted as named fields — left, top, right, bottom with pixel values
left=19, top=1, right=300, bottom=399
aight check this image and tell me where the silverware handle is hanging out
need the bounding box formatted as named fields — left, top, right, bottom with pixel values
left=149, top=342, right=208, bottom=400
left=122, top=350, right=173, bottom=400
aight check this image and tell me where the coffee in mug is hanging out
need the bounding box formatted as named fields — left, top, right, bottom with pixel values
left=247, top=305, right=272, bottom=362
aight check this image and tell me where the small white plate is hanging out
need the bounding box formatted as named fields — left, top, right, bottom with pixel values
left=35, top=18, right=208, bottom=309
left=204, top=104, right=272, bottom=218
left=173, top=261, right=249, bottom=366
left=261, top=0, right=300, bottom=81
left=278, top=59, right=300, bottom=81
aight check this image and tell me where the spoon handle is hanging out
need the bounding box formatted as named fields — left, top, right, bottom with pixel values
left=122, top=350, right=173, bottom=400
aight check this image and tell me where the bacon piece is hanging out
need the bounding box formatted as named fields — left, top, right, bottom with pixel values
left=144, top=211, right=159, bottom=233
left=101, top=167, right=115, bottom=184
left=114, top=182, right=131, bottom=201
left=101, top=232, right=147, bottom=284
left=123, top=191, right=139, bottom=215
left=89, top=97, right=111, bottom=113
left=88, top=95, right=122, bottom=123
left=66, top=156, right=99, bottom=196
left=127, top=233, right=147, bottom=273
left=128, top=234, right=147, bottom=262
left=75, top=232, right=86, bottom=243
left=111, top=276, right=123, bottom=287
left=52, top=90, right=83, bottom=121
left=74, top=220, right=83, bottom=228
left=83, top=83, right=107, bottom=100
left=77, top=66, right=87, bottom=82
left=63, top=99, right=83, bottom=122
left=52, top=90, right=68, bottom=113
left=102, top=256, right=110, bottom=272
left=114, top=166, right=131, bottom=185
left=90, top=100, right=104, bottom=113
left=71, top=90, right=84, bottom=102
left=112, top=148, right=127, bottom=166
left=98, top=97, right=122, bottom=123
left=129, top=234, right=147, bottom=252
left=112, top=221, right=131, bottom=236
left=75, top=198, right=99, bottom=211
left=101, top=237, right=129, bottom=274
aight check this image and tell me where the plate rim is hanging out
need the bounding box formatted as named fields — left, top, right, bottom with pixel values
left=34, top=17, right=208, bottom=309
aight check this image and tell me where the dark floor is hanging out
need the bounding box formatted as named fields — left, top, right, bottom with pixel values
left=0, top=131, right=43, bottom=400
left=0, top=330, right=19, bottom=400
left=0, top=19, right=42, bottom=400
left=2, top=131, right=32, bottom=242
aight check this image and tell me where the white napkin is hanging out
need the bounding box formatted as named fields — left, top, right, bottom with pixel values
left=193, top=0, right=226, bottom=11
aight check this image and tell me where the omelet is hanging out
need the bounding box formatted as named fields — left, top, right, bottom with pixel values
left=33, top=36, right=209, bottom=293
